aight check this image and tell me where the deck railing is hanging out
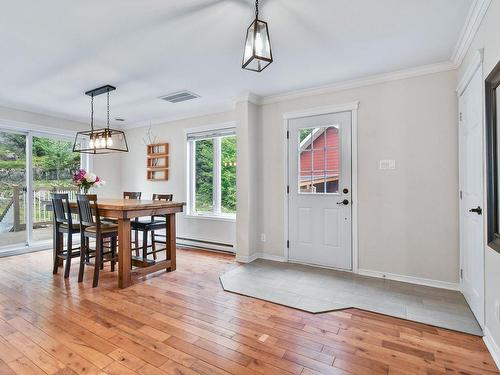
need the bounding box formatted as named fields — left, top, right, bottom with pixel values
left=1, top=185, right=79, bottom=232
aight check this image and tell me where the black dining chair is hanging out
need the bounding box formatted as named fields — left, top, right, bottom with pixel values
left=76, top=194, right=118, bottom=287
left=131, top=194, right=173, bottom=260
left=51, top=193, right=80, bottom=278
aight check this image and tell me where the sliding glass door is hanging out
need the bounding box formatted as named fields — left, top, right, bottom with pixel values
left=0, top=131, right=27, bottom=249
left=0, top=128, right=82, bottom=252
left=31, top=135, right=81, bottom=243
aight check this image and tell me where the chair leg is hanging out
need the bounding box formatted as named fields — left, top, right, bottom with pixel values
left=100, top=238, right=105, bottom=270
left=134, top=230, right=139, bottom=257
left=85, top=238, right=90, bottom=263
left=142, top=230, right=148, bottom=260
left=64, top=232, right=72, bottom=278
left=93, top=236, right=101, bottom=288
left=78, top=234, right=86, bottom=283
left=52, top=230, right=61, bottom=275
left=151, top=231, right=157, bottom=260
left=111, top=236, right=116, bottom=272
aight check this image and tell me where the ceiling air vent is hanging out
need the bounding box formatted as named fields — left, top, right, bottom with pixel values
left=159, top=91, right=200, bottom=103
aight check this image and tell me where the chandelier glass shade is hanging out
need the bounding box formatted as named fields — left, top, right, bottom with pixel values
left=73, top=85, right=128, bottom=154
left=242, top=0, right=273, bottom=72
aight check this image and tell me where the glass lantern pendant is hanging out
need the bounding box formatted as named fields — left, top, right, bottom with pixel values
left=242, top=0, right=273, bottom=72
left=73, top=85, right=129, bottom=154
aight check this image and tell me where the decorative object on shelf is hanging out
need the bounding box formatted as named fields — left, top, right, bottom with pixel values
left=73, top=85, right=129, bottom=154
left=72, top=169, right=105, bottom=194
left=147, top=143, right=169, bottom=181
left=242, top=0, right=273, bottom=72
left=142, top=123, right=158, bottom=146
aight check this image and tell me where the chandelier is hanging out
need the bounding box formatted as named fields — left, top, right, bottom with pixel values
left=242, top=0, right=273, bottom=72
left=73, top=85, right=128, bottom=154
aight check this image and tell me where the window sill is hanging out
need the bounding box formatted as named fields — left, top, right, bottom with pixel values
left=185, top=213, right=236, bottom=223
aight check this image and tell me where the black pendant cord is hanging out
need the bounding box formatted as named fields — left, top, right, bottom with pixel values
left=255, top=0, right=259, bottom=19
left=107, top=91, right=110, bottom=130
left=90, top=95, right=94, bottom=133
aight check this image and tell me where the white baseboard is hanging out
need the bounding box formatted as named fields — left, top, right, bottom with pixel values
left=176, top=238, right=234, bottom=253
left=235, top=252, right=286, bottom=263
left=358, top=268, right=459, bottom=291
left=484, top=326, right=500, bottom=370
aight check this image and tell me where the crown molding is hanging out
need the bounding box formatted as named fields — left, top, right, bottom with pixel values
left=259, top=61, right=456, bottom=105
left=121, top=104, right=235, bottom=130
left=451, top=0, right=492, bottom=67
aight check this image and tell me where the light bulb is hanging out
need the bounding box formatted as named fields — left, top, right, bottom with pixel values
left=96, top=136, right=103, bottom=148
left=106, top=136, right=113, bottom=147
left=255, top=32, right=263, bottom=55
left=89, top=138, right=95, bottom=148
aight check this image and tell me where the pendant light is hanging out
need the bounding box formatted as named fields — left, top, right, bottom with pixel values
left=73, top=85, right=129, bottom=154
left=242, top=0, right=273, bottom=72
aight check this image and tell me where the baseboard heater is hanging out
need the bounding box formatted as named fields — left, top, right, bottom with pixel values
left=176, top=237, right=234, bottom=253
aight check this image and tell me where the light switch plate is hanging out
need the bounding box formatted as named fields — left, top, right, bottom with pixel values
left=379, top=159, right=396, bottom=170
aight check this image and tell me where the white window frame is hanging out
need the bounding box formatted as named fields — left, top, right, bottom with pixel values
left=186, top=123, right=236, bottom=221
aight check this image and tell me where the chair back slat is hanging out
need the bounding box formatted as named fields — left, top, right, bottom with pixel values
left=51, top=193, right=72, bottom=225
left=152, top=194, right=173, bottom=220
left=124, top=192, right=141, bottom=200
left=76, top=194, right=99, bottom=228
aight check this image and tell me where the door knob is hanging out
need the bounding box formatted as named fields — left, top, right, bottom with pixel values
left=469, top=206, right=482, bottom=215
left=337, top=199, right=349, bottom=205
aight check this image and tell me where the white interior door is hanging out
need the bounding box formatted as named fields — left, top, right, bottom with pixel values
left=288, top=111, right=352, bottom=269
left=459, top=66, right=485, bottom=327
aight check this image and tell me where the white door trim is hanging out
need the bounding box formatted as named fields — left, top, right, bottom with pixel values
left=457, top=49, right=484, bottom=96
left=283, top=101, right=359, bottom=272
left=457, top=49, right=485, bottom=328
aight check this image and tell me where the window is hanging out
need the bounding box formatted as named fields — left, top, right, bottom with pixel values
left=187, top=127, right=237, bottom=218
left=298, top=125, right=340, bottom=194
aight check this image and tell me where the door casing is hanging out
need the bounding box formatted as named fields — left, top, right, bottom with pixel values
left=283, top=102, right=359, bottom=272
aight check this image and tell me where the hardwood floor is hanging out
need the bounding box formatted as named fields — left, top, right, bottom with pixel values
left=0, top=247, right=496, bottom=375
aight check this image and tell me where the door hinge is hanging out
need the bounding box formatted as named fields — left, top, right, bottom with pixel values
left=460, top=268, right=463, bottom=279
left=287, top=185, right=290, bottom=194
left=287, top=240, right=290, bottom=249
left=459, top=112, right=463, bottom=122
left=459, top=190, right=462, bottom=200
left=286, top=130, right=290, bottom=139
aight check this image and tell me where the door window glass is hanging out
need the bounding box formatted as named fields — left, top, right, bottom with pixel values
left=298, top=125, right=340, bottom=194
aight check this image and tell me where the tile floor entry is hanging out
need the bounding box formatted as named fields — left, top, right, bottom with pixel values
left=220, top=259, right=483, bottom=336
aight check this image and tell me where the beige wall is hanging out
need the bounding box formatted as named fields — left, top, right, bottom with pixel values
left=256, top=70, right=460, bottom=284
left=119, top=111, right=237, bottom=247
left=459, top=0, right=500, bottom=356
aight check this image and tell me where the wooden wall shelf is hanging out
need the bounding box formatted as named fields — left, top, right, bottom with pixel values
left=147, top=143, right=169, bottom=181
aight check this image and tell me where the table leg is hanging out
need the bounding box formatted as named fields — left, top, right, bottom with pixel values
left=118, top=218, right=131, bottom=288
left=166, top=213, right=176, bottom=271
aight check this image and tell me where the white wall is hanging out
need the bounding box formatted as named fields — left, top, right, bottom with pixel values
left=256, top=70, right=460, bottom=285
left=459, top=0, right=500, bottom=362
left=119, top=111, right=236, bottom=248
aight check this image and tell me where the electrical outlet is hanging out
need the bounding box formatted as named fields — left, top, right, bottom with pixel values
left=496, top=301, right=500, bottom=323
left=260, top=233, right=266, bottom=242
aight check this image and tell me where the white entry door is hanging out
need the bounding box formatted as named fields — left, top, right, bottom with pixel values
left=459, top=65, right=484, bottom=327
left=288, top=111, right=352, bottom=269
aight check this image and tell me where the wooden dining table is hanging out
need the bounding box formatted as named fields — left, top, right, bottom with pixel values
left=68, top=199, right=185, bottom=288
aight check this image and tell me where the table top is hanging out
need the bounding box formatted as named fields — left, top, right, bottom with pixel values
left=69, top=199, right=185, bottom=211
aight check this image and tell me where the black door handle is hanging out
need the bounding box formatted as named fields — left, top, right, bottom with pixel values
left=337, top=199, right=349, bottom=205
left=469, top=206, right=482, bottom=215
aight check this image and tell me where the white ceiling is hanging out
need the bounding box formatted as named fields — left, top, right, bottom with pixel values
left=0, top=0, right=473, bottom=127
